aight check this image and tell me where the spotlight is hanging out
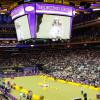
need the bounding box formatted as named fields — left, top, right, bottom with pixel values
left=93, top=8, right=100, bottom=11
left=98, top=17, right=100, bottom=20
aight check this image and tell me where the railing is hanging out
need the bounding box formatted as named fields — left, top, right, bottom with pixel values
left=0, top=87, right=17, bottom=100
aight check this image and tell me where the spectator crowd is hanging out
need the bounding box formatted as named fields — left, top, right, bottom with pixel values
left=0, top=48, right=99, bottom=87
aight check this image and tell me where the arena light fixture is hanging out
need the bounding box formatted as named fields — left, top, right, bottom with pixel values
left=98, top=17, right=100, bottom=20
left=93, top=8, right=100, bottom=11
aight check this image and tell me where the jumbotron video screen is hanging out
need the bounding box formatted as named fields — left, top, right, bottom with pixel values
left=36, top=14, right=71, bottom=39
left=14, top=15, right=32, bottom=41
left=12, top=3, right=74, bottom=41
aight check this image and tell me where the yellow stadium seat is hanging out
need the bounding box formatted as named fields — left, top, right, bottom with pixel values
left=32, top=94, right=40, bottom=100
left=14, top=86, right=20, bottom=91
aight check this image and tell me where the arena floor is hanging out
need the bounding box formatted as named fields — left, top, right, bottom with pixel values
left=5, top=75, right=98, bottom=100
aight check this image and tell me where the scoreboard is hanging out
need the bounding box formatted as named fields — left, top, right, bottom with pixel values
left=11, top=3, right=75, bottom=41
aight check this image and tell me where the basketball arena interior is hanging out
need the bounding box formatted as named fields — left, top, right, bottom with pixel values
left=0, top=0, right=99, bottom=100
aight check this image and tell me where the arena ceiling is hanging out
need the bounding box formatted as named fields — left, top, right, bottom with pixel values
left=0, top=0, right=99, bottom=14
